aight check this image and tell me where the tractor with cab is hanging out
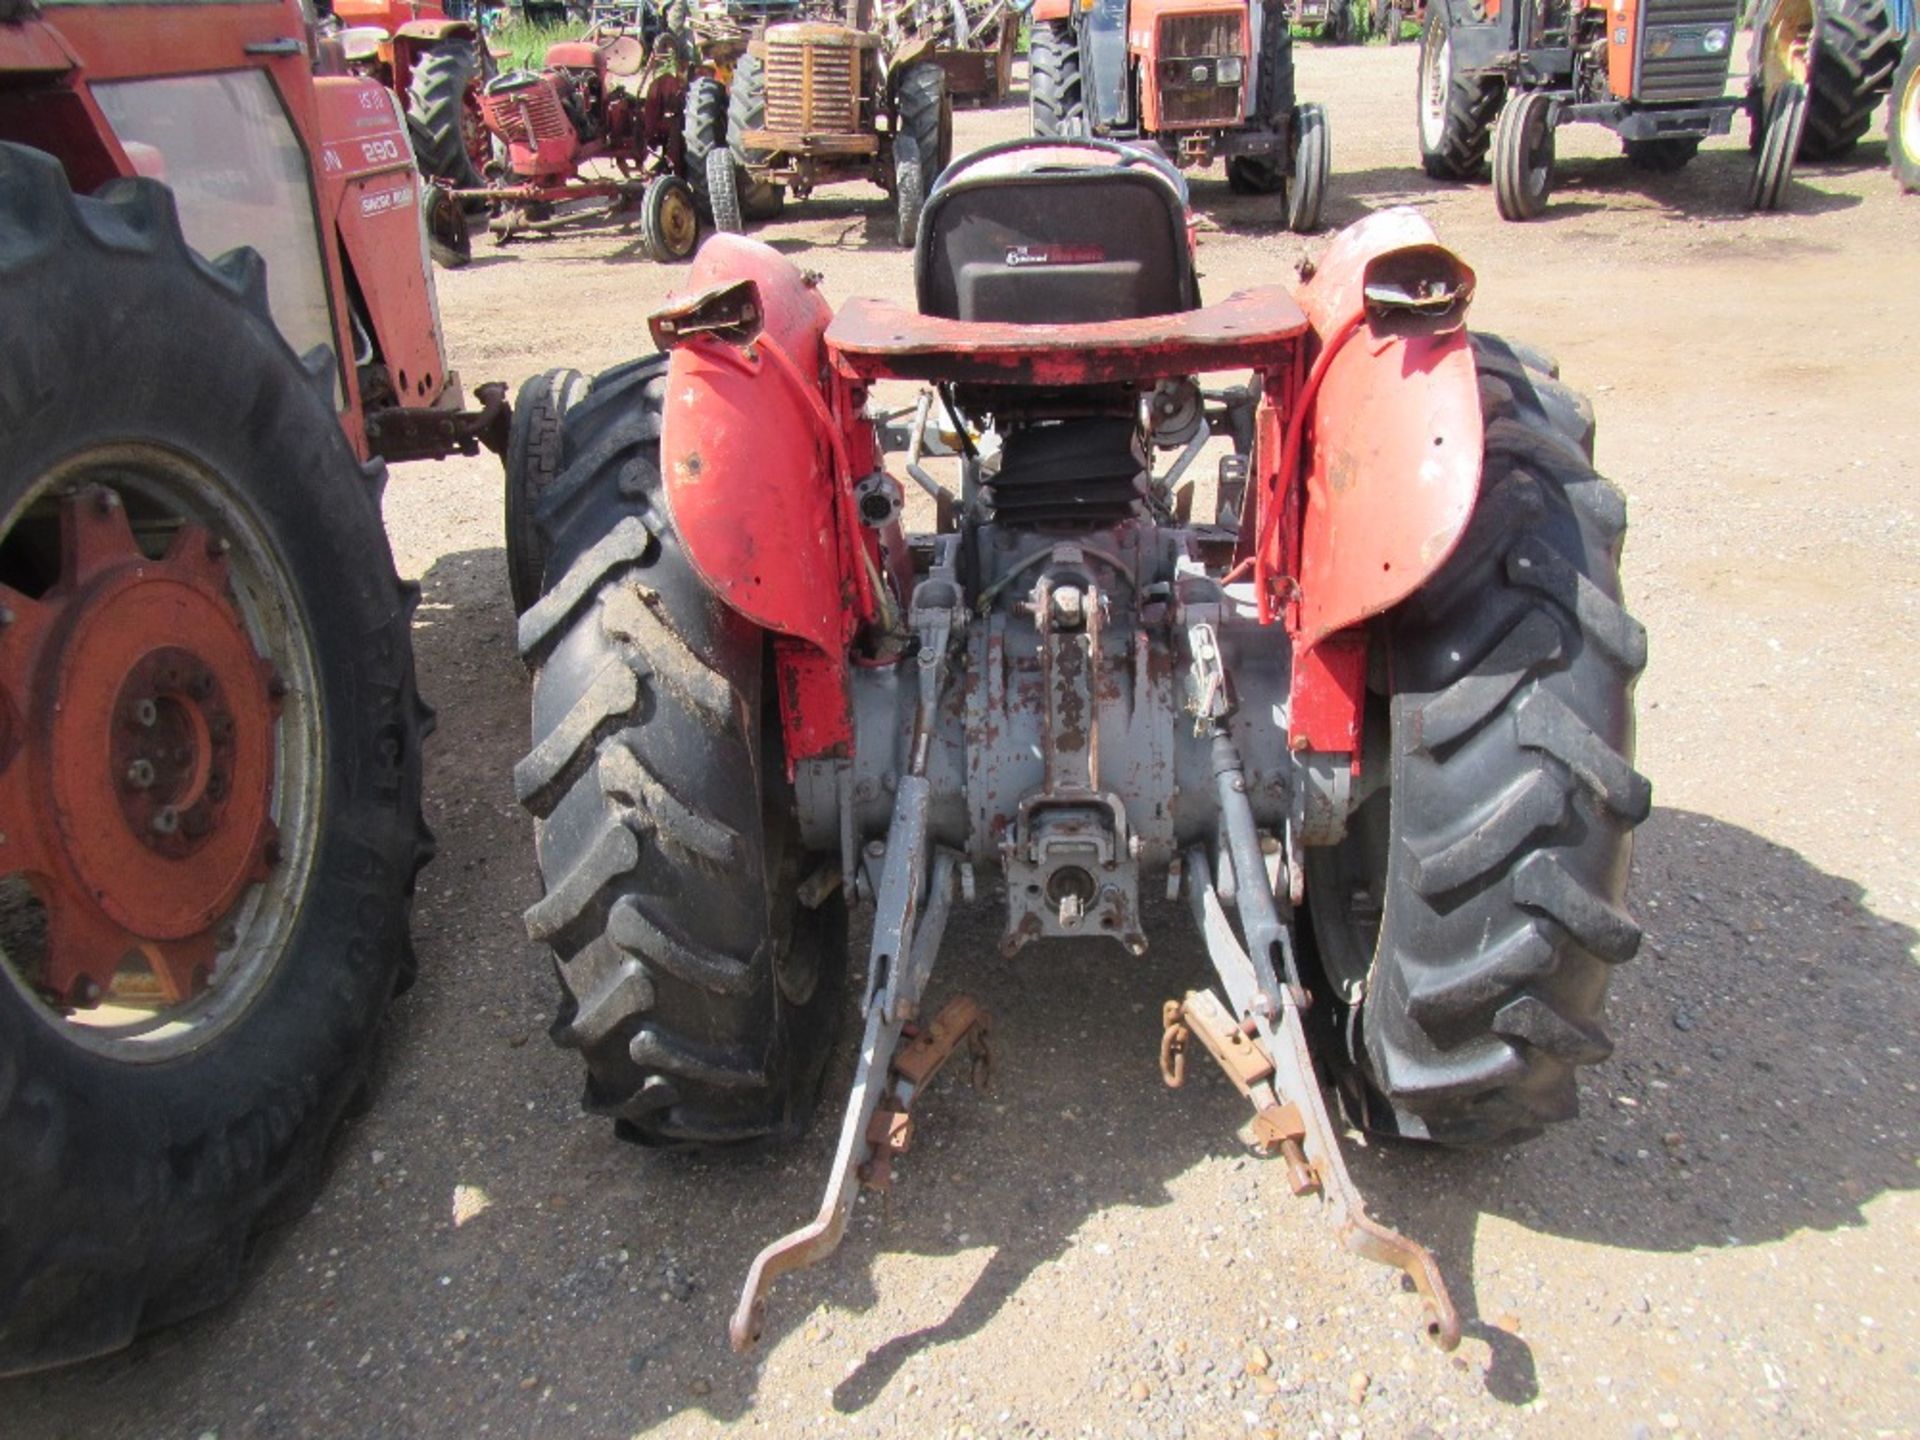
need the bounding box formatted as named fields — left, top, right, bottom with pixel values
left=0, top=0, right=503, bottom=1376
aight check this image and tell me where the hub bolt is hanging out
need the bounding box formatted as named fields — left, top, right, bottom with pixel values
left=130, top=699, right=158, bottom=729
left=94, top=488, right=121, bottom=515
left=266, top=673, right=289, bottom=701
left=206, top=536, right=230, bottom=559
left=124, top=759, right=156, bottom=790
left=151, top=807, right=179, bottom=836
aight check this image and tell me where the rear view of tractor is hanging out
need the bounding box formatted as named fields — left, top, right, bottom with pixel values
left=0, top=0, right=502, bottom=1375
left=509, top=139, right=1649, bottom=1348
left=1418, top=0, right=1809, bottom=217
left=705, top=3, right=953, bottom=245
left=1028, top=0, right=1329, bottom=231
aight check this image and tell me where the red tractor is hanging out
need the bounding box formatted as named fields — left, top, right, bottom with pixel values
left=0, top=0, right=503, bottom=1375
left=509, top=138, right=1648, bottom=1348
left=1028, top=0, right=1329, bottom=230
left=456, top=21, right=701, bottom=259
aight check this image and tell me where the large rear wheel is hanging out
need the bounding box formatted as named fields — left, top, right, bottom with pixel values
left=1800, top=0, right=1900, bottom=159
left=515, top=357, right=847, bottom=1145
left=0, top=146, right=431, bottom=1373
left=1028, top=20, right=1086, bottom=137
left=1417, top=0, right=1505, bottom=179
left=724, top=53, right=787, bottom=222
left=1304, top=335, right=1648, bottom=1146
left=406, top=39, right=492, bottom=193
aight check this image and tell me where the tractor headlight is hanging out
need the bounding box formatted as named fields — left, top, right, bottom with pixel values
left=1702, top=25, right=1729, bottom=52
left=1216, top=56, right=1244, bottom=85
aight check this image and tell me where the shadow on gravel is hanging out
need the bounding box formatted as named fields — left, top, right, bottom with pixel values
left=1348, top=805, right=1919, bottom=1405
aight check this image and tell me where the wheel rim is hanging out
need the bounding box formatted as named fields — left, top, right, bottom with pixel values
left=655, top=182, right=698, bottom=257
left=0, top=450, right=321, bottom=1060
left=1420, top=25, right=1451, bottom=152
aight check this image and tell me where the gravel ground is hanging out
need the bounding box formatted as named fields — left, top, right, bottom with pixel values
left=6, top=41, right=1918, bottom=1440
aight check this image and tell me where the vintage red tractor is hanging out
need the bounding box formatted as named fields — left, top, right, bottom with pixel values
left=509, top=138, right=1649, bottom=1347
left=455, top=20, right=702, bottom=258
left=0, top=0, right=502, bottom=1375
left=1029, top=0, right=1329, bottom=230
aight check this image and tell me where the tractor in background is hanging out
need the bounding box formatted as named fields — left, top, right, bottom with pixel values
left=455, top=19, right=702, bottom=258
left=328, top=0, right=498, bottom=191
left=1417, top=0, right=1813, bottom=217
left=0, top=0, right=503, bottom=1375
left=704, top=0, right=953, bottom=245
left=1028, top=0, right=1329, bottom=231
left=507, top=137, right=1648, bottom=1351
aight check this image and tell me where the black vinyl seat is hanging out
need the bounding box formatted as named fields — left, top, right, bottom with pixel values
left=914, top=139, right=1201, bottom=324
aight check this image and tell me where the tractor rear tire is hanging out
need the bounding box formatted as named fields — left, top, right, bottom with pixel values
left=1029, top=20, right=1087, bottom=137
left=1621, top=136, right=1700, bottom=172
left=683, top=75, right=730, bottom=219
left=505, top=367, right=591, bottom=617
left=1749, top=80, right=1808, bottom=209
left=407, top=40, right=490, bottom=194
left=1305, top=334, right=1649, bottom=1146
left=0, top=146, right=432, bottom=1373
left=1493, top=89, right=1555, bottom=219
left=725, top=53, right=787, bottom=221
left=515, top=356, right=848, bottom=1146
left=1800, top=0, right=1901, bottom=159
left=1417, top=0, right=1504, bottom=180
left=1891, top=40, right=1920, bottom=192
left=1286, top=103, right=1330, bottom=231
left=895, top=61, right=953, bottom=199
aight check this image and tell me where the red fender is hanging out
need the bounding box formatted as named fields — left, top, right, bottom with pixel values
left=1287, top=208, right=1483, bottom=752
left=658, top=236, right=860, bottom=759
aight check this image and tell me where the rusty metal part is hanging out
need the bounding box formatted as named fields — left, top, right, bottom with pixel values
left=1183, top=838, right=1461, bottom=1350
left=365, top=381, right=510, bottom=462
left=860, top=994, right=992, bottom=1191
left=0, top=486, right=282, bottom=1007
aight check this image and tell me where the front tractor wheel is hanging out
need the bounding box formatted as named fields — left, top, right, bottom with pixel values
left=1305, top=336, right=1649, bottom=1146
left=1749, top=80, right=1809, bottom=209
left=1286, top=103, right=1331, bottom=232
left=515, top=357, right=848, bottom=1146
left=1492, top=89, right=1556, bottom=219
left=1892, top=41, right=1920, bottom=192
left=640, top=174, right=700, bottom=262
left=0, top=146, right=431, bottom=1373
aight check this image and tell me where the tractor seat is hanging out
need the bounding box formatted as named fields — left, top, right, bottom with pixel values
left=914, top=139, right=1200, bottom=324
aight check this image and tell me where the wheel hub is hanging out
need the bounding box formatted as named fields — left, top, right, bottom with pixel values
left=0, top=485, right=281, bottom=1006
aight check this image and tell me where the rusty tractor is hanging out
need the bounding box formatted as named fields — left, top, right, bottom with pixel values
left=1029, top=0, right=1329, bottom=231
left=509, top=138, right=1650, bottom=1349
left=704, top=4, right=953, bottom=245
left=0, top=0, right=505, bottom=1375
left=1419, top=0, right=1816, bottom=217
left=455, top=16, right=704, bottom=258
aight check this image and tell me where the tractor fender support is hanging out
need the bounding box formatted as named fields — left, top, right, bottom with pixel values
left=658, top=236, right=866, bottom=759
left=1282, top=209, right=1483, bottom=751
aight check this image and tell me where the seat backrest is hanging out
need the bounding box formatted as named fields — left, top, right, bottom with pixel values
left=914, top=140, right=1200, bottom=323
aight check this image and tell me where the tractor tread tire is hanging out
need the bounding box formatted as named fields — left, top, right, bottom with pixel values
left=1286, top=103, right=1331, bottom=232
left=725, top=54, right=787, bottom=221
left=1418, top=0, right=1505, bottom=180
left=895, top=62, right=952, bottom=197
left=1800, top=0, right=1901, bottom=159
left=1353, top=333, right=1648, bottom=1147
left=683, top=75, right=730, bottom=219
left=506, top=367, right=591, bottom=618
left=1228, top=0, right=1299, bottom=194
left=517, top=356, right=845, bottom=1148
left=1029, top=21, right=1087, bottom=137
left=407, top=41, right=487, bottom=191
left=0, top=144, right=431, bottom=1375
left=1493, top=89, right=1554, bottom=220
